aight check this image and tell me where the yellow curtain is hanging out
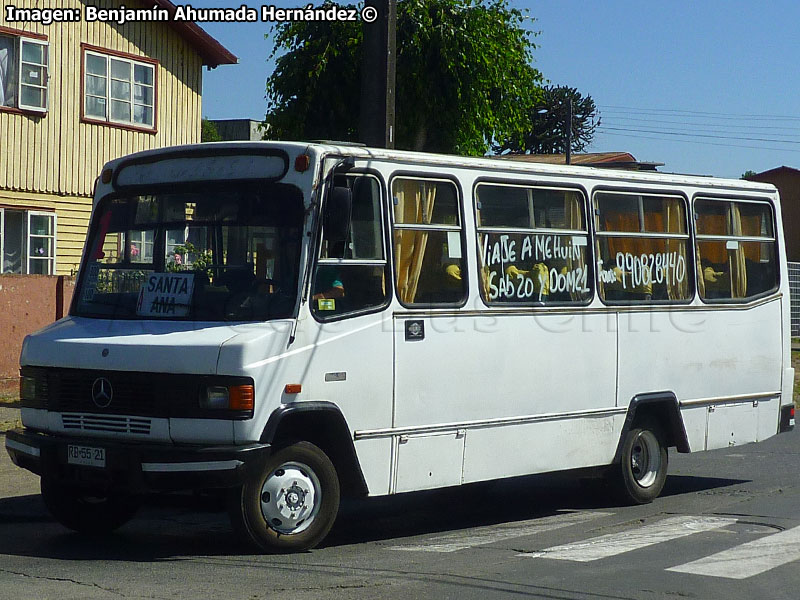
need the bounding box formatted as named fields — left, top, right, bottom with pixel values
left=664, top=200, right=687, bottom=300
left=565, top=193, right=583, bottom=300
left=730, top=204, right=747, bottom=298
left=394, top=180, right=436, bottom=303
left=740, top=212, right=763, bottom=262
left=695, top=251, right=706, bottom=298
left=477, top=234, right=491, bottom=298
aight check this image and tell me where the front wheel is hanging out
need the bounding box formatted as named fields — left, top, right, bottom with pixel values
left=229, top=442, right=340, bottom=553
left=41, top=478, right=139, bottom=533
left=615, top=422, right=668, bottom=504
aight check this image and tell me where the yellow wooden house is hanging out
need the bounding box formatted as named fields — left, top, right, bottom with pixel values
left=0, top=0, right=236, bottom=275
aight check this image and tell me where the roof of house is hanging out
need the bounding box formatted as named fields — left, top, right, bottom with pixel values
left=148, top=0, right=237, bottom=67
left=747, top=166, right=800, bottom=180
left=495, top=151, right=664, bottom=171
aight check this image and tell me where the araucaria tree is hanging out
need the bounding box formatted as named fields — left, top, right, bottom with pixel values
left=264, top=0, right=543, bottom=155
left=494, top=85, right=601, bottom=155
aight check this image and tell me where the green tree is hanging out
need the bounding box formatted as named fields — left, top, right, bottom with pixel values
left=741, top=170, right=757, bottom=180
left=495, top=85, right=600, bottom=155
left=201, top=118, right=222, bottom=142
left=264, top=0, right=543, bottom=155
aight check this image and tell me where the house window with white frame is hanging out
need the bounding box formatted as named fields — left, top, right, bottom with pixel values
left=1, top=208, right=56, bottom=275
left=83, top=49, right=155, bottom=129
left=0, top=32, right=49, bottom=112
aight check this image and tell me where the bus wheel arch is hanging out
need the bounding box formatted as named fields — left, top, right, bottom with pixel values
left=615, top=392, right=690, bottom=458
left=610, top=392, right=688, bottom=504
left=260, top=402, right=368, bottom=498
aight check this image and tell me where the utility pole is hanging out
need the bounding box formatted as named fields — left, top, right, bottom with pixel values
left=359, top=0, right=396, bottom=148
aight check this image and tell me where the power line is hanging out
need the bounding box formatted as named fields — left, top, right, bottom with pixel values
left=597, top=130, right=800, bottom=154
left=598, top=105, right=800, bottom=121
left=598, top=126, right=800, bottom=145
left=602, top=115, right=800, bottom=134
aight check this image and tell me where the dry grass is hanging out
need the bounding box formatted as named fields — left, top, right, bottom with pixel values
left=0, top=390, right=19, bottom=407
left=0, top=380, right=21, bottom=433
left=793, top=351, right=800, bottom=409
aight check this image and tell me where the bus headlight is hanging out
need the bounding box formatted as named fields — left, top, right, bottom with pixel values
left=201, top=386, right=229, bottom=409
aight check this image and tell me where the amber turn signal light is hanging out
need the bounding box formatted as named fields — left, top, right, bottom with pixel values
left=284, top=384, right=302, bottom=394
left=229, top=385, right=255, bottom=411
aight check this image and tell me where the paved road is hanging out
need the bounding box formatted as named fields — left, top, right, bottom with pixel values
left=1, top=427, right=799, bottom=600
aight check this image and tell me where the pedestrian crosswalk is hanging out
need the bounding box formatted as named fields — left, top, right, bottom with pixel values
left=519, top=515, right=737, bottom=562
left=389, top=510, right=611, bottom=553
left=389, top=510, right=800, bottom=580
left=666, top=523, right=800, bottom=579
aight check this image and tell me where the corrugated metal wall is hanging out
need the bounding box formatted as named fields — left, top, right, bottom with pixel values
left=788, top=262, right=800, bottom=337
left=1, top=0, right=204, bottom=274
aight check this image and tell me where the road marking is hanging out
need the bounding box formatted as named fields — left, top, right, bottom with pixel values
left=389, top=511, right=611, bottom=553
left=519, top=515, right=737, bottom=562
left=667, top=524, right=800, bottom=579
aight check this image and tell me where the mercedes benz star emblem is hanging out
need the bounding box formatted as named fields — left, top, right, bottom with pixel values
left=91, top=377, right=113, bottom=408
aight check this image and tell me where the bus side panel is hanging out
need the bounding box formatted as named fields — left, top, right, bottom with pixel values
left=679, top=406, right=709, bottom=451
left=393, top=312, right=617, bottom=426
left=392, top=312, right=617, bottom=487
left=284, top=311, right=395, bottom=496
left=618, top=301, right=783, bottom=451
left=461, top=414, right=625, bottom=484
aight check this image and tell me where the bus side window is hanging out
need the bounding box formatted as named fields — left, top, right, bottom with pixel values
left=695, top=199, right=777, bottom=301
left=475, top=184, right=591, bottom=305
left=392, top=177, right=467, bottom=306
left=594, top=192, right=692, bottom=303
left=312, top=175, right=389, bottom=318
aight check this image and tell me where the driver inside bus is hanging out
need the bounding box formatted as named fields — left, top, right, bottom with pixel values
left=312, top=266, right=345, bottom=301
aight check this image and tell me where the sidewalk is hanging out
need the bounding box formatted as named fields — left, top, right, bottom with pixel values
left=0, top=404, right=40, bottom=499
left=0, top=403, right=21, bottom=434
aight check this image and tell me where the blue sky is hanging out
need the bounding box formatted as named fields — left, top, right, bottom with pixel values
left=194, top=0, right=800, bottom=179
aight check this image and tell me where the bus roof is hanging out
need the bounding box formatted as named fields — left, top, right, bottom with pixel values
left=102, top=140, right=778, bottom=196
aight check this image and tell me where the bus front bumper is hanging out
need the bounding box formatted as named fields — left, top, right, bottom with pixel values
left=4, top=428, right=272, bottom=494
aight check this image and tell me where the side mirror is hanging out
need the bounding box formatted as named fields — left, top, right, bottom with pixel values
left=323, top=186, right=352, bottom=243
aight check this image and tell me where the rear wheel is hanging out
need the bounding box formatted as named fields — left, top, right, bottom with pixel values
left=41, top=478, right=139, bottom=533
left=229, top=441, right=340, bottom=553
left=615, top=421, right=668, bottom=504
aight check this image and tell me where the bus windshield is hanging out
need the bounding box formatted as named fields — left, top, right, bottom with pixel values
left=74, top=182, right=305, bottom=321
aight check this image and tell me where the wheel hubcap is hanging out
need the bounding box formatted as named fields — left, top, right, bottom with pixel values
left=260, top=462, right=321, bottom=535
left=631, top=430, right=661, bottom=488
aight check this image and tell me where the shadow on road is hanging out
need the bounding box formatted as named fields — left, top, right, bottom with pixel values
left=0, top=470, right=748, bottom=559
left=323, top=471, right=749, bottom=548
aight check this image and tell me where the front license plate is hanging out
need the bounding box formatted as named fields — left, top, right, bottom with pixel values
left=67, top=444, right=106, bottom=468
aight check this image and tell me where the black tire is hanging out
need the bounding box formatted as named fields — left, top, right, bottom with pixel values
left=40, top=478, right=139, bottom=533
left=614, top=421, right=668, bottom=504
left=228, top=441, right=340, bottom=553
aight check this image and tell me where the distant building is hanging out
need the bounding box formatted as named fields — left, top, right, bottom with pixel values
left=746, top=166, right=800, bottom=262
left=746, top=166, right=800, bottom=336
left=210, top=119, right=264, bottom=141
left=495, top=151, right=663, bottom=172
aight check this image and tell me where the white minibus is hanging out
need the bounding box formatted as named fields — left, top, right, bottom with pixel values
left=5, top=142, right=795, bottom=552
